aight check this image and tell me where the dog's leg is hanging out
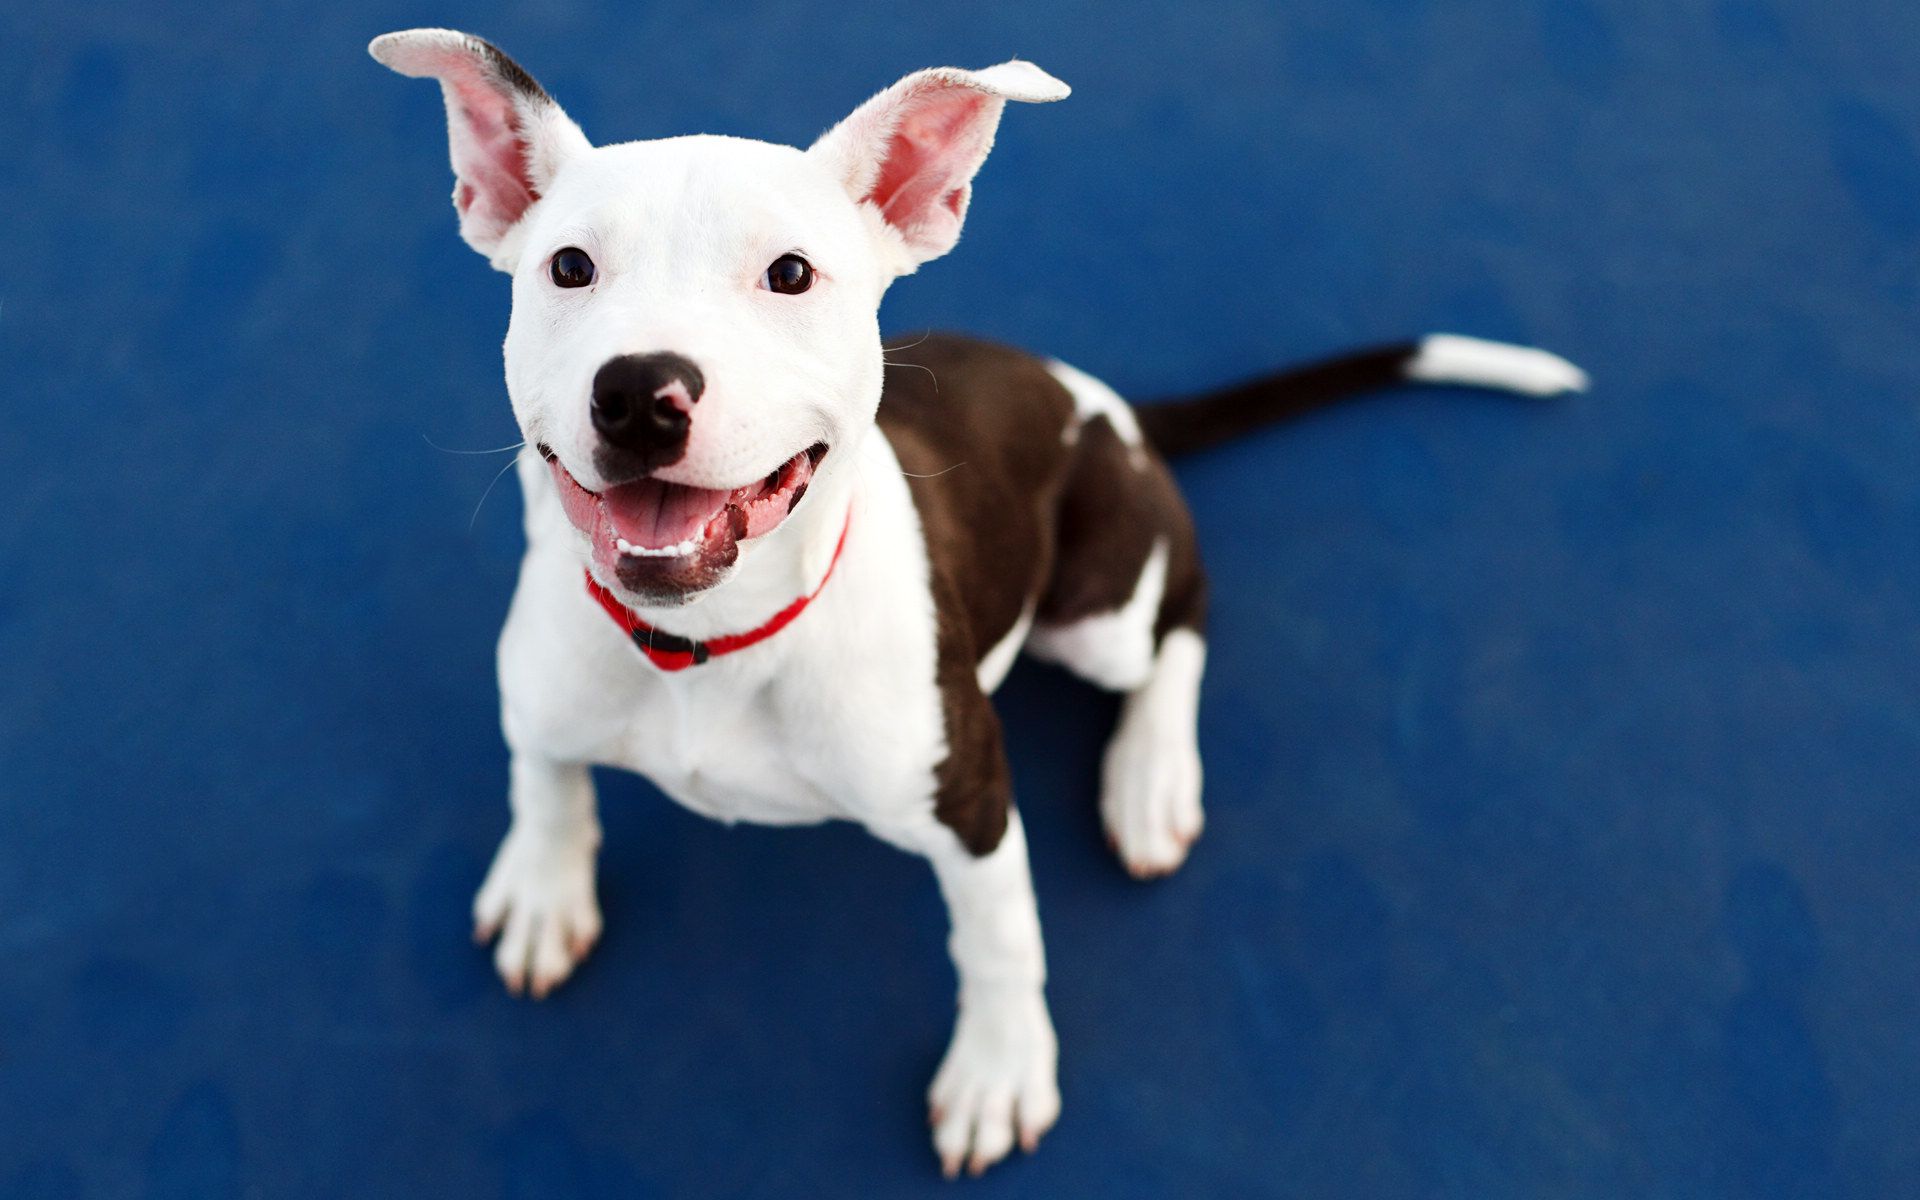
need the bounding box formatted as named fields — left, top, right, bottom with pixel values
left=473, top=753, right=603, bottom=998
left=1028, top=363, right=1211, bottom=878
left=919, top=812, right=1061, bottom=1177
left=1099, top=628, right=1207, bottom=878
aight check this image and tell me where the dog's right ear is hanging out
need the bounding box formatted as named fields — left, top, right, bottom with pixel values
left=369, top=29, right=590, bottom=271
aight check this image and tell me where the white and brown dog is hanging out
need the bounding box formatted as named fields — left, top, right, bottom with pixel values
left=371, top=29, right=1586, bottom=1177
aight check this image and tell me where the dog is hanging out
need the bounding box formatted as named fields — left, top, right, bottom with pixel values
left=370, top=28, right=1587, bottom=1177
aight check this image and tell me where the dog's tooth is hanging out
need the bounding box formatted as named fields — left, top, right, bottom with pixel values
left=613, top=532, right=701, bottom=559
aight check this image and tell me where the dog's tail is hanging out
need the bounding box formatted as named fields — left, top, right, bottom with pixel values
left=1133, top=334, right=1588, bottom=458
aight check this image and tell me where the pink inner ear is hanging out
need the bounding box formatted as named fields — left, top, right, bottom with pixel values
left=868, top=90, right=992, bottom=234
left=446, top=72, right=538, bottom=230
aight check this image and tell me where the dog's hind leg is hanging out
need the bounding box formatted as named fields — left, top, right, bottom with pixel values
left=1026, top=362, right=1210, bottom=878
left=1096, top=627, right=1207, bottom=877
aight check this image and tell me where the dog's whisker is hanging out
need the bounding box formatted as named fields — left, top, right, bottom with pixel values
left=882, top=330, right=935, bottom=353
left=469, top=455, right=523, bottom=531
left=423, top=432, right=528, bottom=456
left=882, top=358, right=939, bottom=391
left=899, top=461, right=967, bottom=479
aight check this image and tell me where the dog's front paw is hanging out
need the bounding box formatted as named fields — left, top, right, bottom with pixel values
left=1101, top=723, right=1204, bottom=879
left=473, top=824, right=602, bottom=999
left=928, top=987, right=1060, bottom=1178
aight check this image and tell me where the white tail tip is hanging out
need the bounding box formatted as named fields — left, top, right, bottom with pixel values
left=1405, top=333, right=1589, bottom=396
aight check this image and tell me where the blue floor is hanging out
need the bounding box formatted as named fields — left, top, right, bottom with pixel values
left=4, top=2, right=1918, bottom=1196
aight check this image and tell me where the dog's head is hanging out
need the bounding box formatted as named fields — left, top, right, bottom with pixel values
left=371, top=30, right=1066, bottom=604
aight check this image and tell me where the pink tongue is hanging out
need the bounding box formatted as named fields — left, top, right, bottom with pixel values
left=601, top=478, right=732, bottom=547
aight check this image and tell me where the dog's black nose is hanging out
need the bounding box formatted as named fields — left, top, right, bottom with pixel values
left=590, top=353, right=704, bottom=471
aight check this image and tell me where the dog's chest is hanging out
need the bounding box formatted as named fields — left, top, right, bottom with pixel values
left=603, top=674, right=836, bottom=826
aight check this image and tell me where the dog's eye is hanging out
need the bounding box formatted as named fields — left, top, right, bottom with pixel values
left=764, top=254, right=813, bottom=295
left=550, top=247, right=596, bottom=289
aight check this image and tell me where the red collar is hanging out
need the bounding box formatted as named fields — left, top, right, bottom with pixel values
left=585, top=510, right=852, bottom=672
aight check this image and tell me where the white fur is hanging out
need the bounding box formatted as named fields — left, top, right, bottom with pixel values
left=924, top=811, right=1059, bottom=1175
left=1046, top=358, right=1150, bottom=469
left=1406, top=333, right=1590, bottom=396
left=499, top=436, right=947, bottom=832
left=473, top=754, right=602, bottom=997
left=1101, top=629, right=1207, bottom=878
left=976, top=602, right=1034, bottom=693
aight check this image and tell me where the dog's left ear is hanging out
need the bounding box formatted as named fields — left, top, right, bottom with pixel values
left=370, top=29, right=591, bottom=271
left=810, top=62, right=1069, bottom=272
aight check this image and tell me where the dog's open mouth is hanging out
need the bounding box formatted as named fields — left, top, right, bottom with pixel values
left=540, top=441, right=827, bottom=598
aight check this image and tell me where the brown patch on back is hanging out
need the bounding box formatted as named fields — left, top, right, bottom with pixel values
left=879, top=335, right=1079, bottom=656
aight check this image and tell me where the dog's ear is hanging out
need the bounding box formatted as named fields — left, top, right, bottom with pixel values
left=370, top=29, right=590, bottom=270
left=810, top=62, right=1069, bottom=272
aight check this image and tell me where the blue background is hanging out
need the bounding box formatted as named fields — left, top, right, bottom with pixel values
left=3, top=1, right=1918, bottom=1196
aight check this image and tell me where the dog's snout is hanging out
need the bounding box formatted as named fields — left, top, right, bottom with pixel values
left=590, top=353, right=705, bottom=472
